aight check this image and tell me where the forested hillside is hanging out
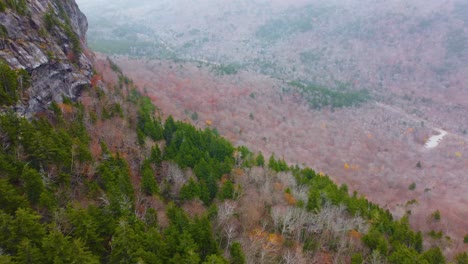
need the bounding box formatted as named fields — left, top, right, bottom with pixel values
left=76, top=0, right=468, bottom=253
left=1, top=0, right=467, bottom=263
left=2, top=53, right=467, bottom=263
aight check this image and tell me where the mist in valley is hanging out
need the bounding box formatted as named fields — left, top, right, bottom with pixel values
left=76, top=0, right=468, bottom=255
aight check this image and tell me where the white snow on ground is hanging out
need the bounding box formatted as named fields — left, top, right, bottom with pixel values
left=424, top=129, right=448, bottom=149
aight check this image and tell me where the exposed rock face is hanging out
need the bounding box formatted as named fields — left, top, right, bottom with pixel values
left=0, top=0, right=92, bottom=116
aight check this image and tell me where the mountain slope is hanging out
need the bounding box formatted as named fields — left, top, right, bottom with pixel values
left=0, top=1, right=466, bottom=263
left=77, top=0, right=468, bottom=252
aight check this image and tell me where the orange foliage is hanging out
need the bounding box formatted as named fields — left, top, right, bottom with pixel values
left=249, top=227, right=267, bottom=240
left=90, top=140, right=101, bottom=158
left=349, top=230, right=362, bottom=240
left=316, top=251, right=333, bottom=264
left=249, top=228, right=284, bottom=250
left=58, top=103, right=73, bottom=114
left=284, top=192, right=297, bottom=206
left=205, top=119, right=212, bottom=126
left=406, top=127, right=414, bottom=134
left=267, top=233, right=284, bottom=246
left=274, top=182, right=283, bottom=191
left=344, top=163, right=350, bottom=170
left=232, top=168, right=244, bottom=177
left=220, top=175, right=229, bottom=184
left=344, top=163, right=360, bottom=171
left=90, top=74, right=102, bottom=87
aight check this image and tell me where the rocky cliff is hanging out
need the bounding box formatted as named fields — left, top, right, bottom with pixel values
left=0, top=0, right=92, bottom=116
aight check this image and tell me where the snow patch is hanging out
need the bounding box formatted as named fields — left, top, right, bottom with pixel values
left=424, top=129, right=447, bottom=149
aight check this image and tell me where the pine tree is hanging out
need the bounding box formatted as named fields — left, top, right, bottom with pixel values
left=41, top=229, right=99, bottom=264
left=109, top=219, right=141, bottom=264
left=421, top=247, right=445, bottom=264
left=180, top=178, right=200, bottom=201
left=255, top=152, right=265, bottom=167
left=229, top=242, right=245, bottom=264
left=141, top=161, right=159, bottom=196
left=190, top=217, right=219, bottom=261
left=163, top=116, right=177, bottom=144
left=268, top=154, right=278, bottom=171
left=219, top=180, right=235, bottom=200
left=150, top=145, right=162, bottom=165
left=21, top=167, right=44, bottom=204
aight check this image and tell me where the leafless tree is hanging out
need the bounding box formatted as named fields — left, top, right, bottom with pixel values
left=217, top=201, right=236, bottom=228
left=165, top=162, right=187, bottom=195
left=224, top=222, right=238, bottom=247
left=282, top=249, right=307, bottom=264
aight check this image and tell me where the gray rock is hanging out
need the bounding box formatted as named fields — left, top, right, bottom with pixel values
left=0, top=0, right=92, bottom=117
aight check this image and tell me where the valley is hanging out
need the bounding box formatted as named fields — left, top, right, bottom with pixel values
left=79, top=0, right=468, bottom=256
left=105, top=54, right=468, bottom=255
left=2, top=0, right=467, bottom=262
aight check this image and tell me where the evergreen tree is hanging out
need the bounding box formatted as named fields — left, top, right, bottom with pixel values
left=109, top=220, right=141, bottom=264
left=180, top=178, right=200, bottom=201
left=219, top=180, right=235, bottom=200
left=455, top=253, right=468, bottom=264
left=255, top=152, right=265, bottom=167
left=141, top=161, right=159, bottom=196
left=421, top=248, right=445, bottom=264
left=21, top=167, right=44, bottom=204
left=15, top=239, right=43, bottom=264
left=41, top=229, right=99, bottom=264
left=66, top=206, right=105, bottom=257
left=0, top=61, right=19, bottom=106
left=229, top=242, right=245, bottom=264
left=150, top=145, right=162, bottom=165
left=163, top=116, right=177, bottom=144
left=190, top=217, right=219, bottom=261
left=203, top=255, right=228, bottom=264
left=9, top=209, right=45, bottom=252
left=388, top=245, right=424, bottom=264
left=0, top=179, right=27, bottom=214
left=268, top=154, right=278, bottom=171
left=351, top=253, right=364, bottom=264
